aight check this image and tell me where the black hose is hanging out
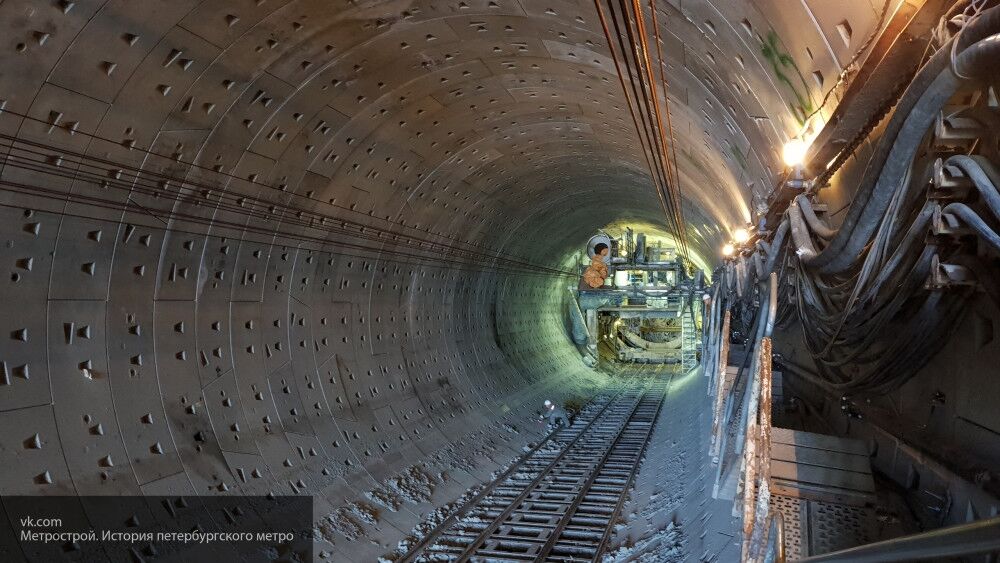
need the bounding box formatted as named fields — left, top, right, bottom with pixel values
left=947, top=254, right=1000, bottom=313
left=764, top=218, right=790, bottom=275
left=947, top=155, right=1000, bottom=219
left=788, top=199, right=819, bottom=261
left=796, top=195, right=837, bottom=239
left=808, top=10, right=1000, bottom=273
left=943, top=202, right=1000, bottom=253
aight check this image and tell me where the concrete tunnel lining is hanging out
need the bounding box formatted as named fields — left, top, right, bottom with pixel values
left=0, top=0, right=900, bottom=559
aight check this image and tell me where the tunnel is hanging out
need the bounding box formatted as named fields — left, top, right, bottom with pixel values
left=0, top=0, right=999, bottom=561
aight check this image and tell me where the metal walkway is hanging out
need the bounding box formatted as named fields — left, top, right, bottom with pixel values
left=401, top=375, right=671, bottom=562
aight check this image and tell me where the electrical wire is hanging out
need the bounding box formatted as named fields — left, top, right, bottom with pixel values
left=591, top=0, right=690, bottom=256
left=0, top=106, right=555, bottom=272
left=594, top=0, right=679, bottom=241
left=0, top=123, right=579, bottom=278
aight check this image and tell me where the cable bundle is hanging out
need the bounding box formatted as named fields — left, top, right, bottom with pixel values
left=730, top=3, right=1000, bottom=394
left=592, top=0, right=690, bottom=258
left=0, top=108, right=575, bottom=279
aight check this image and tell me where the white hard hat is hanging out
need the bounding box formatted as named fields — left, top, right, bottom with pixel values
left=544, top=400, right=552, bottom=407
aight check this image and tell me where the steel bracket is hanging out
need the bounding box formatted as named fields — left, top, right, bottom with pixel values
left=931, top=205, right=972, bottom=237
left=926, top=254, right=977, bottom=289
left=933, top=106, right=986, bottom=151
left=928, top=158, right=973, bottom=201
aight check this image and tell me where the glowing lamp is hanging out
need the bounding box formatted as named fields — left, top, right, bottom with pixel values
left=782, top=138, right=808, bottom=167
left=733, top=228, right=750, bottom=243
left=722, top=243, right=735, bottom=257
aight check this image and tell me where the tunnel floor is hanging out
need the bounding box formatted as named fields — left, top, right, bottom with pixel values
left=365, top=364, right=741, bottom=562
left=603, top=366, right=741, bottom=562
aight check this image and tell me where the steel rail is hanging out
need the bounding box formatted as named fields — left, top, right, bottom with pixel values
left=403, top=366, right=672, bottom=562
left=395, top=422, right=567, bottom=563
left=469, top=379, right=669, bottom=561
left=588, top=378, right=671, bottom=560
left=451, top=383, right=651, bottom=560
left=398, top=385, right=630, bottom=562
left=405, top=368, right=674, bottom=562
left=503, top=385, right=667, bottom=560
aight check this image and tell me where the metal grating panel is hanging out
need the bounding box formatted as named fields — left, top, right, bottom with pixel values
left=772, top=493, right=877, bottom=558
left=810, top=501, right=874, bottom=555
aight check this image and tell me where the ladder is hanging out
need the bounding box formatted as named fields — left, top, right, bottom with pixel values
left=681, top=301, right=698, bottom=372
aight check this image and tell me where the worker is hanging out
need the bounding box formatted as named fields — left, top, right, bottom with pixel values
left=581, top=243, right=610, bottom=289
left=540, top=399, right=570, bottom=428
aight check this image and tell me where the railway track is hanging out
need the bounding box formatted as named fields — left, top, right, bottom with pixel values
left=401, top=369, right=672, bottom=562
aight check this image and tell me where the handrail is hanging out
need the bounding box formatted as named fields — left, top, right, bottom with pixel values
left=799, top=516, right=1000, bottom=562
left=762, top=510, right=786, bottom=563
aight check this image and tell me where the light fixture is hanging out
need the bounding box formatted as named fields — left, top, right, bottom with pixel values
left=722, top=243, right=734, bottom=256
left=782, top=138, right=808, bottom=167
left=733, top=228, right=750, bottom=243
left=620, top=249, right=628, bottom=257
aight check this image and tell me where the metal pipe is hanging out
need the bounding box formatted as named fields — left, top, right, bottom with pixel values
left=568, top=289, right=591, bottom=345
left=709, top=310, right=732, bottom=459
left=735, top=277, right=774, bottom=460
left=752, top=251, right=764, bottom=282
left=765, top=273, right=778, bottom=338
left=748, top=338, right=774, bottom=561
left=740, top=336, right=773, bottom=558
left=767, top=511, right=786, bottom=563
left=799, top=516, right=1000, bottom=562
left=736, top=257, right=746, bottom=297
left=615, top=262, right=683, bottom=271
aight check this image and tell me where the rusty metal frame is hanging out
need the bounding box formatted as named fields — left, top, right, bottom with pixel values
left=749, top=338, right=775, bottom=562
left=734, top=337, right=775, bottom=562
left=710, top=309, right=732, bottom=460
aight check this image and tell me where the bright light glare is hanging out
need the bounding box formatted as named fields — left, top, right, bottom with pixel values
left=733, top=228, right=750, bottom=243
left=620, top=249, right=628, bottom=256
left=722, top=244, right=735, bottom=257
left=782, top=138, right=808, bottom=167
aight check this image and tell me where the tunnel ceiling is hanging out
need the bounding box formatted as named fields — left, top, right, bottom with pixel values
left=0, top=0, right=888, bottom=263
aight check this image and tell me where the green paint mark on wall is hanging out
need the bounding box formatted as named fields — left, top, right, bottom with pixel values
left=729, top=144, right=749, bottom=171
left=761, top=31, right=814, bottom=125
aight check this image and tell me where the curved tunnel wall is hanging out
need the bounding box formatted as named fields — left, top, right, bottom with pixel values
left=0, top=0, right=892, bottom=557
